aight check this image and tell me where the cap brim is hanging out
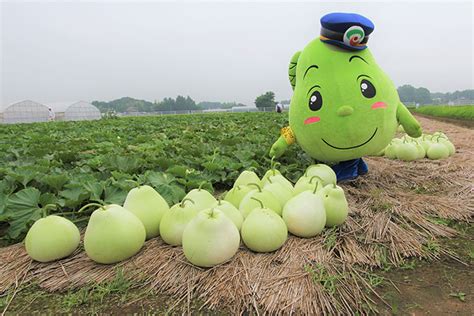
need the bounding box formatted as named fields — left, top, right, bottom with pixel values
left=320, top=38, right=367, bottom=51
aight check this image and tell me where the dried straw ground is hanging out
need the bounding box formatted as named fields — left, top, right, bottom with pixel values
left=1, top=116, right=473, bottom=314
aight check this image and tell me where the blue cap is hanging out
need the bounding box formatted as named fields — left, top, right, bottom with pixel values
left=320, top=12, right=375, bottom=51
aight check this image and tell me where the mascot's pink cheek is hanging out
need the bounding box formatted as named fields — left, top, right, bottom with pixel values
left=304, top=116, right=321, bottom=125
left=371, top=102, right=387, bottom=109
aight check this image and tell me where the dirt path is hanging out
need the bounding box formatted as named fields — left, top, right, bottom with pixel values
left=374, top=223, right=473, bottom=315
left=373, top=116, right=474, bottom=315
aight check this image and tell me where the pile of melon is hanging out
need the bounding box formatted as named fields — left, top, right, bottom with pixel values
left=377, top=131, right=455, bottom=161
left=24, top=164, right=349, bottom=268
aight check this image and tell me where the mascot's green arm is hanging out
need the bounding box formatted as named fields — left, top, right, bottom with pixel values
left=396, top=102, right=422, bottom=137
left=269, top=136, right=290, bottom=158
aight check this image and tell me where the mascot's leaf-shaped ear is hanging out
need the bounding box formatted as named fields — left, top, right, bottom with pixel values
left=288, top=51, right=301, bottom=91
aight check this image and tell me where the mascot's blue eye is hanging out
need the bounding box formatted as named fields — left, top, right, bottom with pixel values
left=360, top=79, right=376, bottom=98
left=308, top=91, right=323, bottom=111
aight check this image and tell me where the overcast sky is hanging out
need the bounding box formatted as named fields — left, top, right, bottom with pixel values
left=1, top=1, right=473, bottom=106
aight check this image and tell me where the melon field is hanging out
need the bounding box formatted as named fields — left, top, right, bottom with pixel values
left=0, top=112, right=472, bottom=314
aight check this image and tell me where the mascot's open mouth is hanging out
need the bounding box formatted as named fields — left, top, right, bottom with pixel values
left=322, top=128, right=378, bottom=150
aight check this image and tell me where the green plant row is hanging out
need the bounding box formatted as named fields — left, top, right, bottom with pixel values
left=412, top=105, right=474, bottom=120
left=0, top=113, right=314, bottom=244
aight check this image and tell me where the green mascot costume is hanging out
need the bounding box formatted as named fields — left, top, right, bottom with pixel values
left=270, top=12, right=422, bottom=181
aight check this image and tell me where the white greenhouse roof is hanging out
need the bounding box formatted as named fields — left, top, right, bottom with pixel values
left=45, top=100, right=97, bottom=113
left=46, top=101, right=77, bottom=113
left=0, top=100, right=48, bottom=112
left=1, top=100, right=101, bottom=123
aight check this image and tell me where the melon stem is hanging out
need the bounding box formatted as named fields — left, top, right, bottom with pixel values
left=198, top=182, right=207, bottom=191
left=209, top=208, right=216, bottom=218
left=313, top=182, right=319, bottom=194
left=180, top=198, right=195, bottom=207
left=270, top=156, right=275, bottom=171
left=271, top=162, right=281, bottom=176
left=247, top=183, right=262, bottom=192
left=77, top=202, right=105, bottom=213
left=309, top=176, right=322, bottom=184
left=250, top=197, right=264, bottom=208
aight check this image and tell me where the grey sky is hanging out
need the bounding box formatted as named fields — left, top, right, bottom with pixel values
left=1, top=1, right=473, bottom=106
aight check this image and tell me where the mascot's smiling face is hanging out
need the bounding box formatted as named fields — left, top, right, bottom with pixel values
left=289, top=39, right=399, bottom=162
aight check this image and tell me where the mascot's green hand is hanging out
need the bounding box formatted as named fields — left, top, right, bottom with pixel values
left=397, top=103, right=422, bottom=138
left=269, top=126, right=295, bottom=158
left=269, top=137, right=289, bottom=158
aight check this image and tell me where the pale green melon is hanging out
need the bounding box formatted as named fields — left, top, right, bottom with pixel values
left=25, top=215, right=80, bottom=262
left=84, top=204, right=146, bottom=264
left=123, top=185, right=169, bottom=239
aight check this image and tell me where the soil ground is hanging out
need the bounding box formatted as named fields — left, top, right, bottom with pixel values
left=376, top=223, right=473, bottom=315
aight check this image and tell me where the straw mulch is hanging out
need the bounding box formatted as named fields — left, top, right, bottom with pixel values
left=1, top=116, right=473, bottom=314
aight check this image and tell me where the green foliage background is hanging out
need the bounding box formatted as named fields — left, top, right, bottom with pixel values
left=412, top=105, right=474, bottom=120
left=92, top=97, right=250, bottom=113
left=255, top=91, right=277, bottom=108
left=0, top=113, right=313, bottom=244
left=92, top=96, right=200, bottom=113
left=397, top=86, right=473, bottom=105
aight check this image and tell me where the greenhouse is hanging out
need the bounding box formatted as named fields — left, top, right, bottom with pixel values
left=47, top=101, right=101, bottom=121
left=0, top=100, right=50, bottom=124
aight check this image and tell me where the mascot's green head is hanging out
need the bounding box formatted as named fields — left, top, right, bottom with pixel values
left=289, top=13, right=400, bottom=162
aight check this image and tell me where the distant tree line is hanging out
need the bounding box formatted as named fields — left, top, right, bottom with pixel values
left=158, top=96, right=198, bottom=111
left=92, top=96, right=254, bottom=113
left=430, top=89, right=474, bottom=104
left=397, top=85, right=473, bottom=105
left=92, top=97, right=155, bottom=113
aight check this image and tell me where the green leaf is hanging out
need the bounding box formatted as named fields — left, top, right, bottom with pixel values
left=111, top=171, right=133, bottom=181
left=0, top=179, right=17, bottom=195
left=83, top=181, right=104, bottom=201
left=56, top=150, right=78, bottom=163
left=0, top=193, right=7, bottom=215
left=1, top=188, right=43, bottom=240
left=103, top=186, right=127, bottom=205
left=105, top=155, right=141, bottom=174
left=8, top=168, right=38, bottom=188
left=145, top=171, right=176, bottom=187
left=166, top=165, right=188, bottom=178
left=202, top=162, right=220, bottom=172
left=170, top=184, right=186, bottom=202
left=41, top=174, right=69, bottom=191
left=39, top=193, right=59, bottom=206
left=154, top=184, right=185, bottom=206
left=154, top=157, right=174, bottom=169
left=59, top=185, right=89, bottom=208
